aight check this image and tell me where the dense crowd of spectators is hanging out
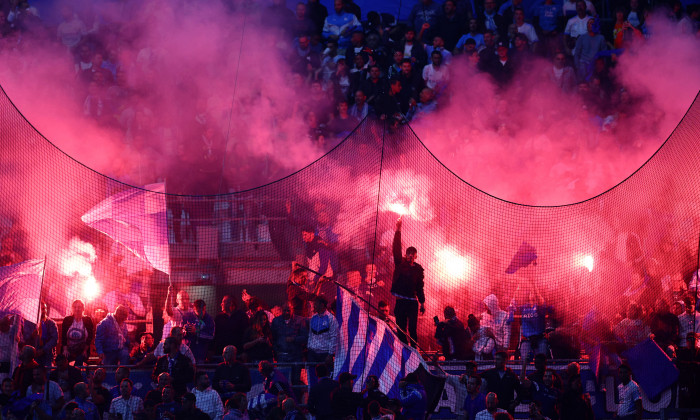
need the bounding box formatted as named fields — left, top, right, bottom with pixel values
left=434, top=284, right=700, bottom=362
left=2, top=0, right=700, bottom=418
left=0, top=274, right=428, bottom=419
left=0, top=0, right=698, bottom=192
left=3, top=209, right=700, bottom=418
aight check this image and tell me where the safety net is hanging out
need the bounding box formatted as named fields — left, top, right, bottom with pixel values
left=1, top=82, right=700, bottom=407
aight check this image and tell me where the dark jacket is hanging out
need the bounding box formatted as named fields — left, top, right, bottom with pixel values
left=331, top=386, right=364, bottom=419
left=437, top=13, right=468, bottom=51
left=435, top=317, right=471, bottom=360
left=481, top=367, right=521, bottom=410
left=559, top=390, right=594, bottom=420
left=306, top=1, right=328, bottom=36
left=374, top=90, right=411, bottom=121
left=308, top=376, right=339, bottom=420
left=153, top=353, right=195, bottom=397
left=478, top=12, right=508, bottom=39
left=271, top=314, right=308, bottom=359
left=212, top=361, right=252, bottom=400
left=478, top=45, right=498, bottom=72
left=397, top=70, right=424, bottom=101
left=34, top=318, right=58, bottom=366
left=488, top=56, right=517, bottom=87
left=214, top=310, right=249, bottom=353
left=390, top=231, right=425, bottom=304
left=360, top=77, right=390, bottom=106
left=396, top=41, right=428, bottom=69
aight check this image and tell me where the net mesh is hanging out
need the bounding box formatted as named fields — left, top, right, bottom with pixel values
left=1, top=82, right=700, bottom=372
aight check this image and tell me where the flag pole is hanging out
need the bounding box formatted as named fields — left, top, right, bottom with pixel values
left=164, top=180, right=173, bottom=288
left=35, top=256, right=47, bottom=325
left=295, top=263, right=447, bottom=374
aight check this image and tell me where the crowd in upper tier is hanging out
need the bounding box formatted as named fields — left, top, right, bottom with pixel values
left=1, top=0, right=700, bottom=417
left=0, top=0, right=698, bottom=191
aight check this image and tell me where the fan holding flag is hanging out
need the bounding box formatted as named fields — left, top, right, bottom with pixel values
left=295, top=259, right=446, bottom=415
left=333, top=285, right=446, bottom=416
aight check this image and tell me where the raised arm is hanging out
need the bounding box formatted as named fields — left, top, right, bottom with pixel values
left=532, top=281, right=545, bottom=306
left=393, top=218, right=403, bottom=265
left=164, top=285, right=175, bottom=318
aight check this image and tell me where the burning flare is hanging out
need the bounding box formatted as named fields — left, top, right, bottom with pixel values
left=60, top=238, right=100, bottom=302
left=438, top=248, right=469, bottom=278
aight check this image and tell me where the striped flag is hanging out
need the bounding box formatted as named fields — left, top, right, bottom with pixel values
left=81, top=183, right=170, bottom=274
left=0, top=259, right=44, bottom=324
left=333, top=286, right=427, bottom=398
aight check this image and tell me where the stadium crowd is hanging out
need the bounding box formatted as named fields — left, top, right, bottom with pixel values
left=2, top=0, right=700, bottom=418
left=0, top=0, right=699, bottom=191
left=2, top=209, right=700, bottom=419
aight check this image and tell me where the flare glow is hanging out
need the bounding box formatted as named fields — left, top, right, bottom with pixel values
left=60, top=238, right=99, bottom=301
left=582, top=255, right=594, bottom=272
left=438, top=248, right=469, bottom=278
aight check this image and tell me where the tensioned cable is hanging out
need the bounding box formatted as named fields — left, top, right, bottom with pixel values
left=217, top=12, right=248, bottom=195
left=694, top=231, right=699, bottom=344
left=364, top=118, right=388, bottom=383
left=404, top=91, right=700, bottom=208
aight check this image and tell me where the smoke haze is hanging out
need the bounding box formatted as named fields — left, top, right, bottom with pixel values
left=0, top=2, right=697, bottom=205
left=412, top=14, right=700, bottom=205
left=1, top=0, right=700, bottom=343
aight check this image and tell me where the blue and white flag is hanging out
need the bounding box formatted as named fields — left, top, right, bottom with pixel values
left=0, top=259, right=44, bottom=324
left=81, top=183, right=170, bottom=274
left=333, top=286, right=426, bottom=398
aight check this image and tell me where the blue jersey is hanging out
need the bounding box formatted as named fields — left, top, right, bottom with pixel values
left=536, top=4, right=562, bottom=32
left=520, top=304, right=548, bottom=337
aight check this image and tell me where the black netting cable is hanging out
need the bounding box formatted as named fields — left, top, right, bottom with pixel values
left=164, top=180, right=173, bottom=287
left=397, top=0, right=403, bottom=25
left=694, top=231, right=700, bottom=344
left=369, top=120, right=388, bottom=309
left=217, top=13, right=248, bottom=195
left=366, top=118, right=387, bottom=381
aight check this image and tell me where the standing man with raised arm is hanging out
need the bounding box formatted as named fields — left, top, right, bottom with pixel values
left=162, top=287, right=191, bottom=341
left=391, top=217, right=425, bottom=347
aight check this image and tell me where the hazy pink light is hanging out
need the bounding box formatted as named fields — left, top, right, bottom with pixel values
left=388, top=202, right=408, bottom=216
left=61, top=254, right=93, bottom=276
left=60, top=238, right=99, bottom=302
left=438, top=248, right=469, bottom=278
left=82, top=276, right=100, bottom=302
left=581, top=255, right=594, bottom=272
left=60, top=238, right=96, bottom=278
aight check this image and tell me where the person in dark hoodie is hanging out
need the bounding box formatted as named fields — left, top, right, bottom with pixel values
left=399, top=372, right=427, bottom=420
left=390, top=217, right=425, bottom=347
left=308, top=364, right=339, bottom=420
left=331, top=372, right=366, bottom=419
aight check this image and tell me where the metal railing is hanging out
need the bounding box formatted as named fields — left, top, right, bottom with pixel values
left=167, top=196, right=289, bottom=245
